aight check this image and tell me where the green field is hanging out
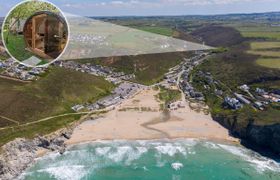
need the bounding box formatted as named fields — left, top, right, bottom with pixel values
left=3, top=33, right=34, bottom=61
left=247, top=50, right=280, bottom=57
left=250, top=42, right=280, bottom=50
left=241, top=31, right=280, bottom=40
left=134, top=26, right=174, bottom=36
left=256, top=58, right=280, bottom=69
left=157, top=86, right=181, bottom=107
left=247, top=41, right=280, bottom=69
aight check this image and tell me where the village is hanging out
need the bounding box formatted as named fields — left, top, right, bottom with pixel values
left=0, top=49, right=279, bottom=113
left=0, top=58, right=47, bottom=81
left=55, top=60, right=135, bottom=85
left=183, top=66, right=280, bottom=111
left=70, top=52, right=211, bottom=112
left=72, top=82, right=145, bottom=112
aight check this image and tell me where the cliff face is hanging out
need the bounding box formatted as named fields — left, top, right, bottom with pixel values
left=0, top=130, right=72, bottom=180
left=247, top=124, right=280, bottom=154
left=213, top=115, right=280, bottom=156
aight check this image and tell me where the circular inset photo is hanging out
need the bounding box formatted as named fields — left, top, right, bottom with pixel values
left=1, top=0, right=69, bottom=67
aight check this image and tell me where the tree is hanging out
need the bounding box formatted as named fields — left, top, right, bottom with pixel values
left=5, top=0, right=59, bottom=43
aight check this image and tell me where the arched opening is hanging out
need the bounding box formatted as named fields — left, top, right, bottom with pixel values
left=23, top=11, right=68, bottom=60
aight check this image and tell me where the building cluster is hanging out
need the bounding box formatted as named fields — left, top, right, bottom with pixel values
left=224, top=97, right=243, bottom=110
left=72, top=82, right=144, bottom=112
left=190, top=68, right=280, bottom=111
left=224, top=85, right=280, bottom=111
left=255, top=87, right=280, bottom=103
left=180, top=72, right=205, bottom=101
left=0, top=58, right=46, bottom=81
left=55, top=61, right=135, bottom=84
left=178, top=53, right=208, bottom=101
left=70, top=34, right=108, bottom=46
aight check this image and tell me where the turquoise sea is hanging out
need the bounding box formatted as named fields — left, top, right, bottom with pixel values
left=21, top=139, right=280, bottom=180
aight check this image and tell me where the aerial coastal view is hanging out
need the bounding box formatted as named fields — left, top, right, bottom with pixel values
left=0, top=0, right=280, bottom=179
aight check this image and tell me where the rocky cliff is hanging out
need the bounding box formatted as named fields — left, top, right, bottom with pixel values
left=214, top=115, right=280, bottom=157
left=0, top=129, right=72, bottom=180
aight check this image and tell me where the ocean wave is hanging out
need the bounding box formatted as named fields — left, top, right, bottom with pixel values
left=202, top=141, right=220, bottom=149
left=95, top=146, right=112, bottom=156
left=21, top=139, right=280, bottom=180
left=37, top=165, right=87, bottom=180
left=154, top=143, right=187, bottom=156
left=171, top=162, right=184, bottom=171
left=218, top=144, right=280, bottom=173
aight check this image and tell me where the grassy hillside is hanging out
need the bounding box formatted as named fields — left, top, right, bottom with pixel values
left=79, top=52, right=191, bottom=85
left=0, top=67, right=114, bottom=145
left=0, top=67, right=114, bottom=124
left=191, top=25, right=280, bottom=141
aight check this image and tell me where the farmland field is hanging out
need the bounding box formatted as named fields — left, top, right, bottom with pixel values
left=241, top=31, right=280, bottom=40
left=247, top=50, right=280, bottom=57
left=247, top=41, right=280, bottom=69
left=134, top=26, right=174, bottom=36
left=256, top=58, right=280, bottom=69
left=250, top=42, right=280, bottom=50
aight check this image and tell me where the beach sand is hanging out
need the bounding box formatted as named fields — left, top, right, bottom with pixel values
left=66, top=89, right=238, bottom=145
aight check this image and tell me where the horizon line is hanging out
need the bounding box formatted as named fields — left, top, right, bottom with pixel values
left=86, top=11, right=280, bottom=18
left=1, top=10, right=279, bottom=19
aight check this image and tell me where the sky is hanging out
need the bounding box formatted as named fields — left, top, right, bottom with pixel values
left=0, top=0, right=280, bottom=17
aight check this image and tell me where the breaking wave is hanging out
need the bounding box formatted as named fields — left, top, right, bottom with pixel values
left=21, top=139, right=280, bottom=180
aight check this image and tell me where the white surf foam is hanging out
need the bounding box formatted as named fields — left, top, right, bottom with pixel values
left=155, top=143, right=187, bottom=156
left=95, top=146, right=111, bottom=156
left=203, top=142, right=220, bottom=149
left=171, top=162, right=184, bottom=171
left=38, top=165, right=87, bottom=180
left=107, top=146, right=132, bottom=163
left=218, top=144, right=280, bottom=173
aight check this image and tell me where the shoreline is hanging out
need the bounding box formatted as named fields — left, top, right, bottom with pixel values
left=65, top=137, right=240, bottom=150
left=66, top=88, right=239, bottom=146
left=0, top=88, right=239, bottom=180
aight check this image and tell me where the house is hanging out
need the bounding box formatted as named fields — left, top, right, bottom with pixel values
left=71, top=105, right=85, bottom=112
left=215, top=89, right=223, bottom=96
left=254, top=101, right=264, bottom=110
left=234, top=93, right=251, bottom=105
left=239, top=84, right=250, bottom=91
left=224, top=97, right=243, bottom=110
left=97, top=94, right=121, bottom=107
left=256, top=88, right=266, bottom=95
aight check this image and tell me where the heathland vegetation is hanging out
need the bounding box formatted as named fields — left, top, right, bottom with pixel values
left=0, top=67, right=114, bottom=145
left=77, top=52, right=192, bottom=85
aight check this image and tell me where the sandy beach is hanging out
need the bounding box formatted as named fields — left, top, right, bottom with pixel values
left=66, top=89, right=238, bottom=145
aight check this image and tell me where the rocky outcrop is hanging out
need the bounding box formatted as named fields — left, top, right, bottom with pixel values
left=213, top=115, right=280, bottom=157
left=0, top=128, right=74, bottom=180
left=0, top=139, right=37, bottom=180
left=247, top=124, right=280, bottom=155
